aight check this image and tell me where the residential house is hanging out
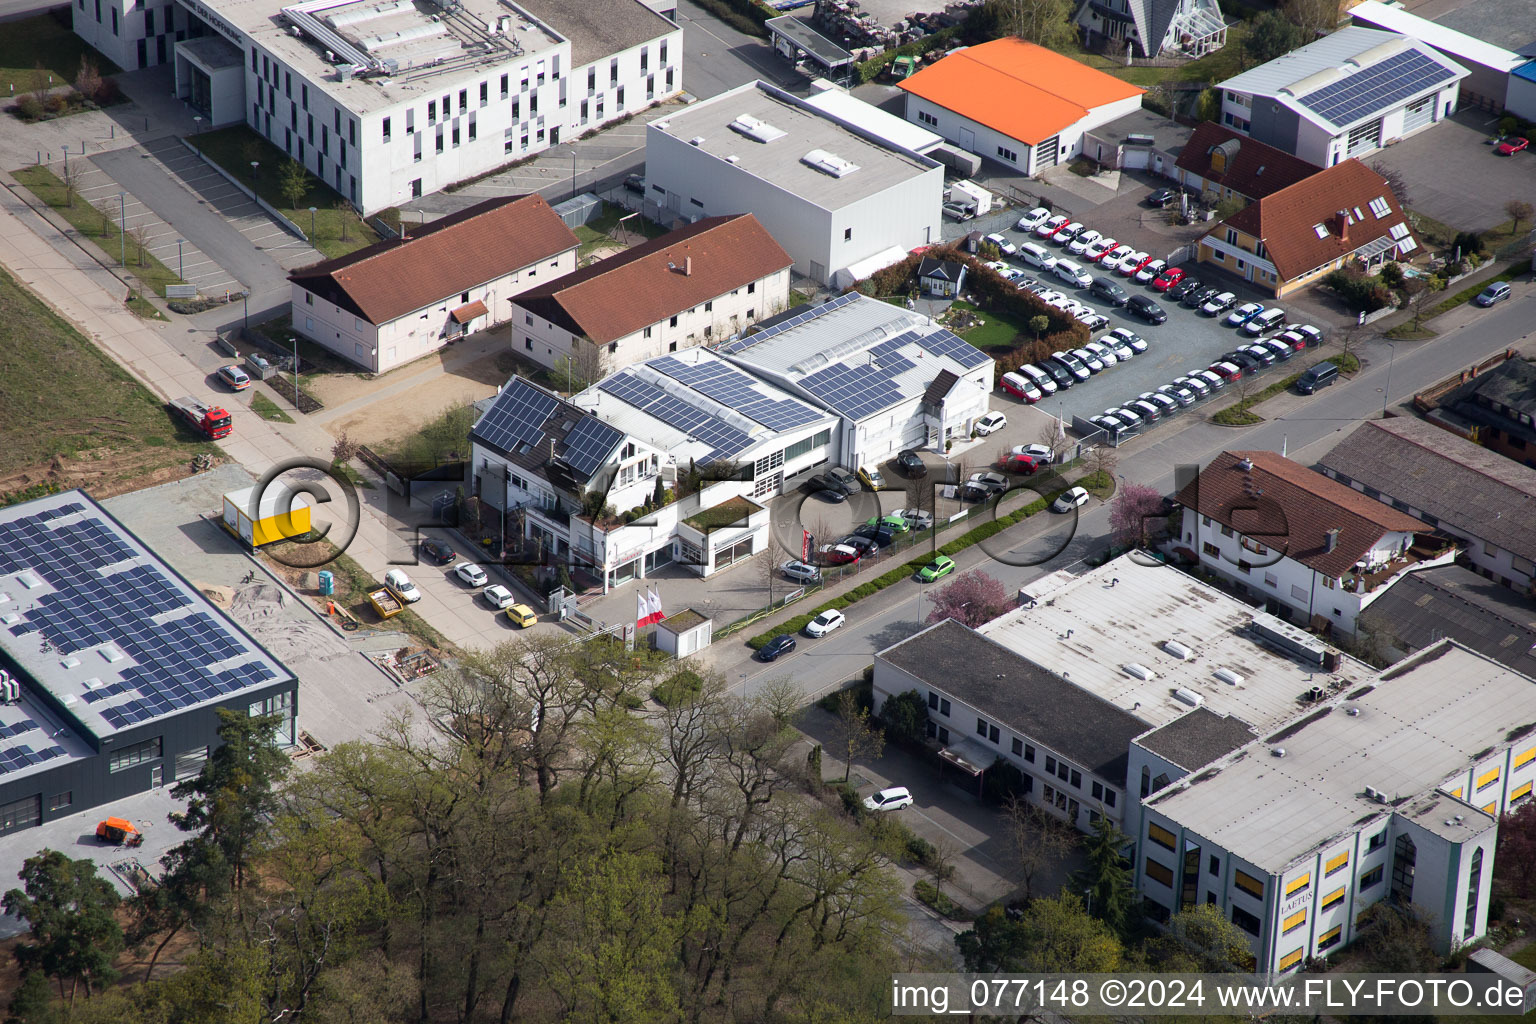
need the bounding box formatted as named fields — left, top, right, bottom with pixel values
left=1216, top=28, right=1467, bottom=166
left=1423, top=357, right=1536, bottom=469
left=1173, top=121, right=1319, bottom=203
left=897, top=39, right=1144, bottom=176
left=1071, top=0, right=1228, bottom=59
left=1318, top=417, right=1536, bottom=592
left=509, top=214, right=792, bottom=374
left=1196, top=158, right=1419, bottom=297
left=1172, top=450, right=1456, bottom=634
left=917, top=257, right=966, bottom=297
left=289, top=194, right=578, bottom=374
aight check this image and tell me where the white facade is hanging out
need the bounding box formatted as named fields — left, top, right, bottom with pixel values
left=71, top=0, right=189, bottom=71
left=643, top=81, right=944, bottom=286
left=293, top=246, right=575, bottom=374
left=903, top=90, right=1143, bottom=176
left=513, top=266, right=790, bottom=372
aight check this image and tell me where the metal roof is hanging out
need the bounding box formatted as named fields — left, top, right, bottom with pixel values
left=804, top=88, right=942, bottom=153
left=1349, top=0, right=1523, bottom=72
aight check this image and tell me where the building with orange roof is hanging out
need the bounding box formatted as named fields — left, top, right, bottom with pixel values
left=898, top=38, right=1145, bottom=175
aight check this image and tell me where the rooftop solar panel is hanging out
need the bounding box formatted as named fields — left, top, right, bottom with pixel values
left=597, top=372, right=753, bottom=462
left=560, top=416, right=624, bottom=478
left=472, top=379, right=561, bottom=454
left=799, top=362, right=904, bottom=420
left=1298, top=49, right=1454, bottom=128
left=651, top=357, right=822, bottom=433
left=727, top=292, right=862, bottom=349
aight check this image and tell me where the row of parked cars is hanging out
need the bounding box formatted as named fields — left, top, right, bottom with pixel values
left=415, top=537, right=540, bottom=627
left=997, top=326, right=1150, bottom=402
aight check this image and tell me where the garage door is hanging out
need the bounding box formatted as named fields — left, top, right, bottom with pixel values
left=1121, top=147, right=1149, bottom=170
left=1346, top=119, right=1382, bottom=157
left=1034, top=135, right=1060, bottom=169
left=1402, top=96, right=1434, bottom=133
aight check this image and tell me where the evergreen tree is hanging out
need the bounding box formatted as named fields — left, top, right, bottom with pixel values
left=2, top=851, right=124, bottom=1006
left=1073, top=813, right=1135, bottom=933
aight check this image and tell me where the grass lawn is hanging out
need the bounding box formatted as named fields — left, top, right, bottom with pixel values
left=250, top=392, right=294, bottom=423
left=947, top=300, right=1029, bottom=350
left=13, top=165, right=184, bottom=315
left=188, top=124, right=379, bottom=259
left=1067, top=23, right=1250, bottom=89
left=574, top=201, right=667, bottom=257
left=0, top=12, right=120, bottom=85
left=383, top=402, right=477, bottom=469
left=0, top=267, right=218, bottom=501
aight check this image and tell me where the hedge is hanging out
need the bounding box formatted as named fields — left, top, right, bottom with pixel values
left=746, top=494, right=1051, bottom=648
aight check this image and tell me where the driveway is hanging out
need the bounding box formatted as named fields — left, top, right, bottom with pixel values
left=1369, top=107, right=1520, bottom=233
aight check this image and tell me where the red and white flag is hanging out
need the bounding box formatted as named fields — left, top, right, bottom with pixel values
left=636, top=590, right=650, bottom=627
left=647, top=588, right=666, bottom=625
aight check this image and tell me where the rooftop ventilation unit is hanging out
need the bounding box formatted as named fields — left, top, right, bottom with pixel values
left=1364, top=785, right=1387, bottom=803
left=1163, top=639, right=1193, bottom=660
left=1213, top=668, right=1245, bottom=687
left=730, top=114, right=787, bottom=143
left=1125, top=133, right=1155, bottom=146
left=688, top=136, right=706, bottom=146
left=1173, top=687, right=1204, bottom=708
left=1236, top=456, right=1254, bottom=471
left=1273, top=747, right=1287, bottom=757
left=725, top=154, right=739, bottom=163
left=1251, top=611, right=1328, bottom=665
left=1123, top=663, right=1156, bottom=681
left=802, top=149, right=859, bottom=178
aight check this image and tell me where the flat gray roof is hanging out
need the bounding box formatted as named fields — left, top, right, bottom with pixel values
left=1087, top=106, right=1187, bottom=154
left=1147, top=641, right=1534, bottom=873
left=1359, top=565, right=1536, bottom=674
left=766, top=15, right=853, bottom=68
left=650, top=80, right=939, bottom=211
left=516, top=0, right=676, bottom=67
left=1434, top=0, right=1536, bottom=56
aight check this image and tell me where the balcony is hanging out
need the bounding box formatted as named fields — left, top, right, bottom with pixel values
left=1343, top=534, right=1459, bottom=595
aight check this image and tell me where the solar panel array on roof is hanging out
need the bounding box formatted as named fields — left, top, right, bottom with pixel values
left=597, top=372, right=754, bottom=463
left=799, top=362, right=905, bottom=419
left=724, top=292, right=862, bottom=351
left=918, top=327, right=991, bottom=369
left=473, top=379, right=561, bottom=453
left=0, top=503, right=280, bottom=736
left=560, top=416, right=625, bottom=478
left=1298, top=49, right=1454, bottom=128
left=651, top=357, right=822, bottom=432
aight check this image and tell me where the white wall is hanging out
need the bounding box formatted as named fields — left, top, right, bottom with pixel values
left=1508, top=72, right=1536, bottom=121
left=72, top=0, right=185, bottom=71
left=904, top=92, right=1143, bottom=174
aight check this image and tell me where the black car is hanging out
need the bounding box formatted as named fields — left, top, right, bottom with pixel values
left=838, top=534, right=880, bottom=556
left=623, top=173, right=645, bottom=194
left=1182, top=286, right=1219, bottom=309
left=759, top=634, right=797, bottom=661
left=853, top=523, right=897, bottom=547
left=810, top=487, right=847, bottom=503
left=1127, top=295, right=1167, bottom=324
left=1146, top=187, right=1180, bottom=208
left=896, top=449, right=927, bottom=477
left=1039, top=359, right=1075, bottom=389
left=1090, top=276, right=1129, bottom=306
left=1222, top=349, right=1263, bottom=374
left=1167, top=276, right=1204, bottom=301
left=420, top=538, right=456, bottom=565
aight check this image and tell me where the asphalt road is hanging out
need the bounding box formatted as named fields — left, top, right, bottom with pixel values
left=675, top=0, right=803, bottom=99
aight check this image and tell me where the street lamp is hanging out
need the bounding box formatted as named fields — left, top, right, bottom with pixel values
left=251, top=160, right=258, bottom=182
left=117, top=192, right=126, bottom=270
left=61, top=143, right=67, bottom=176
left=308, top=205, right=317, bottom=238
left=569, top=145, right=577, bottom=201
left=192, top=114, right=202, bottom=152
left=241, top=290, right=249, bottom=329
left=1381, top=342, right=1397, bottom=418
left=289, top=337, right=299, bottom=407
left=175, top=238, right=184, bottom=281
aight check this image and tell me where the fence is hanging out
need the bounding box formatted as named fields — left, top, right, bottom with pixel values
left=369, top=215, right=401, bottom=239
left=177, top=138, right=309, bottom=243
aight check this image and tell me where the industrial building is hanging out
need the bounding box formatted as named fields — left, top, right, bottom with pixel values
left=0, top=492, right=296, bottom=836
left=643, top=80, right=944, bottom=286
left=74, top=0, right=682, bottom=213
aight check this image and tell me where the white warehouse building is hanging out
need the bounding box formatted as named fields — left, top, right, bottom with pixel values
left=643, top=80, right=944, bottom=286
left=75, top=0, right=681, bottom=213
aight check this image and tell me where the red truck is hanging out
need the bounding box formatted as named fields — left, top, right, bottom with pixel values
left=170, top=395, right=233, bottom=439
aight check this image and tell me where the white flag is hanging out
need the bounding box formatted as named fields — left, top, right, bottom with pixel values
left=636, top=590, right=648, bottom=626
left=648, top=588, right=665, bottom=622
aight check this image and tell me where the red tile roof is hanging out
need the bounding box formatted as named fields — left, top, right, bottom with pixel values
left=450, top=300, right=488, bottom=324
left=1213, top=159, right=1417, bottom=283
left=898, top=38, right=1143, bottom=146
left=510, top=214, right=792, bottom=344
left=288, top=195, right=578, bottom=325
left=1174, top=122, right=1319, bottom=201
left=1174, top=450, right=1428, bottom=578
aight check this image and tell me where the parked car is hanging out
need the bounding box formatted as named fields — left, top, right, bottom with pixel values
left=1039, top=358, right=1077, bottom=389
left=1243, top=307, right=1287, bottom=336
left=1084, top=340, right=1118, bottom=366
left=857, top=466, right=886, bottom=490
left=896, top=449, right=928, bottom=477
left=1098, top=332, right=1132, bottom=361
left=1158, top=382, right=1197, bottom=406
left=454, top=562, right=488, bottom=587
left=1152, top=267, right=1186, bottom=292
left=1016, top=206, right=1052, bottom=231
left=1192, top=368, right=1226, bottom=391
left=1145, top=187, right=1179, bottom=207
left=1011, top=443, right=1055, bottom=464
left=623, top=173, right=646, bottom=194
left=1168, top=276, right=1204, bottom=301
left=1035, top=214, right=1069, bottom=238
left=1127, top=295, right=1167, bottom=324
left=969, top=471, right=1010, bottom=492
left=1105, top=406, right=1143, bottom=430
left=1116, top=251, right=1152, bottom=277
left=819, top=543, right=861, bottom=566
left=1295, top=360, right=1340, bottom=394
left=1053, top=259, right=1092, bottom=288
left=1050, top=351, right=1091, bottom=381
left=974, top=411, right=1007, bottom=435
left=1225, top=302, right=1265, bottom=327
left=897, top=508, right=935, bottom=531
left=985, top=260, right=1022, bottom=281
left=1052, top=486, right=1090, bottom=512
left=1200, top=291, right=1237, bottom=315
left=916, top=555, right=956, bottom=583
left=1099, top=244, right=1134, bottom=271
left=1495, top=136, right=1529, bottom=156
left=983, top=232, right=1018, bottom=256
left=506, top=604, right=538, bottom=628
left=481, top=583, right=515, bottom=609
left=1051, top=220, right=1085, bottom=245
left=782, top=560, right=821, bottom=584
left=1241, top=343, right=1278, bottom=367
left=384, top=569, right=422, bottom=603
left=839, top=533, right=880, bottom=556
left=943, top=201, right=975, bottom=221
left=1172, top=374, right=1212, bottom=398
left=1072, top=347, right=1105, bottom=373
left=1208, top=360, right=1243, bottom=382
left=420, top=537, right=456, bottom=565
left=998, top=453, right=1038, bottom=474
left=1222, top=349, right=1263, bottom=374
left=1126, top=398, right=1161, bottom=423
left=826, top=466, right=860, bottom=493
left=1289, top=324, right=1324, bottom=347
left=1090, top=276, right=1128, bottom=306
left=1183, top=285, right=1220, bottom=309
left=866, top=512, right=910, bottom=533
left=1000, top=371, right=1043, bottom=403
left=1133, top=259, right=1167, bottom=285
left=1139, top=391, right=1179, bottom=416
left=1083, top=236, right=1118, bottom=262
left=1108, top=327, right=1148, bottom=354
left=759, top=634, right=797, bottom=661
left=1475, top=282, right=1511, bottom=306
left=1090, top=413, right=1125, bottom=434
left=863, top=786, right=914, bottom=811
left=1018, top=242, right=1058, bottom=270
left=809, top=486, right=846, bottom=503
left=216, top=364, right=251, bottom=390
left=1018, top=363, right=1058, bottom=395
left=803, top=608, right=846, bottom=637
left=1067, top=229, right=1103, bottom=256
left=1078, top=312, right=1110, bottom=332
left=1260, top=337, right=1297, bottom=361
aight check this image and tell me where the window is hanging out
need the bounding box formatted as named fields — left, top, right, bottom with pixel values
left=1318, top=924, right=1343, bottom=951
left=1291, top=584, right=1307, bottom=600
left=459, top=88, right=467, bottom=112
left=0, top=794, right=41, bottom=834
left=917, top=110, right=937, bottom=127
left=1203, top=542, right=1220, bottom=557
left=1209, top=855, right=1220, bottom=876
left=704, top=300, right=712, bottom=313
left=1012, top=738, right=1023, bottom=756
left=428, top=100, right=436, bottom=123
left=1326, top=851, right=1349, bottom=875
left=748, top=281, right=755, bottom=294
left=1477, top=767, right=1501, bottom=791
left=1046, top=756, right=1057, bottom=774
left=1148, top=823, right=1177, bottom=850
left=1264, top=572, right=1277, bottom=587
left=1514, top=781, right=1533, bottom=803
left=436, top=126, right=444, bottom=153
left=660, top=39, right=668, bottom=64
left=976, top=717, right=988, bottom=737
left=1023, top=743, right=1034, bottom=762
left=47, top=791, right=72, bottom=811
left=1368, top=830, right=1386, bottom=851
left=109, top=736, right=162, bottom=773
left=1092, top=781, right=1103, bottom=799
left=1285, top=873, right=1311, bottom=898
left=1145, top=858, right=1174, bottom=887
left=939, top=698, right=950, bottom=716
left=996, top=145, right=1018, bottom=162
left=610, top=57, right=619, bottom=85
left=1321, top=886, right=1345, bottom=911
left=1105, top=790, right=1116, bottom=807
left=1232, top=905, right=1261, bottom=935
left=1234, top=870, right=1264, bottom=899
left=1361, top=866, right=1384, bottom=889
left=1283, top=909, right=1308, bottom=934
left=669, top=315, right=678, bottom=328
left=988, top=725, right=999, bottom=744
left=1278, top=948, right=1304, bottom=972
left=479, top=81, right=487, bottom=105
left=844, top=227, right=852, bottom=242
left=1070, top=770, right=1081, bottom=788
left=1043, top=784, right=1055, bottom=804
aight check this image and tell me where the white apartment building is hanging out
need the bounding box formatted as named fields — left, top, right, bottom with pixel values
left=1216, top=28, right=1466, bottom=166
left=510, top=214, right=791, bottom=373
left=77, top=0, right=680, bottom=213
left=288, top=193, right=577, bottom=373
left=1141, top=640, right=1536, bottom=972
left=1173, top=450, right=1458, bottom=635
left=719, top=293, right=992, bottom=471
left=470, top=356, right=836, bottom=590
left=644, top=80, right=944, bottom=286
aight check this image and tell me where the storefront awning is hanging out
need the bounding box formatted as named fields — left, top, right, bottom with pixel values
left=938, top=737, right=995, bottom=777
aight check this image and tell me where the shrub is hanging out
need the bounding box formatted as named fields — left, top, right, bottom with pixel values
left=650, top=669, right=703, bottom=707
left=1452, top=230, right=1485, bottom=258
left=906, top=834, right=938, bottom=866
left=1379, top=262, right=1404, bottom=289
left=832, top=781, right=863, bottom=817
left=1322, top=267, right=1389, bottom=313
left=1499, top=115, right=1519, bottom=137
left=14, top=96, right=42, bottom=120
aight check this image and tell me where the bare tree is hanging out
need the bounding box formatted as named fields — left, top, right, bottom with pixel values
left=756, top=550, right=777, bottom=608
left=1228, top=373, right=1259, bottom=416
left=73, top=57, right=103, bottom=104
left=332, top=199, right=355, bottom=241
left=126, top=222, right=152, bottom=267
left=1005, top=795, right=1076, bottom=901
left=29, top=62, right=50, bottom=106
left=1037, top=416, right=1066, bottom=459
left=1282, top=0, right=1339, bottom=35
left=1409, top=274, right=1447, bottom=328
left=1371, top=161, right=1411, bottom=207
left=987, top=0, right=1076, bottom=50
left=1507, top=199, right=1534, bottom=235
left=1085, top=445, right=1118, bottom=486
left=829, top=689, right=884, bottom=786
left=1336, top=323, right=1363, bottom=372
left=60, top=159, right=83, bottom=209
left=330, top=429, right=361, bottom=465
left=929, top=837, right=959, bottom=898
left=95, top=202, right=114, bottom=239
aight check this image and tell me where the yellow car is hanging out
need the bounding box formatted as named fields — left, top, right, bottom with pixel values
left=856, top=466, right=886, bottom=490
left=506, top=603, right=538, bottom=628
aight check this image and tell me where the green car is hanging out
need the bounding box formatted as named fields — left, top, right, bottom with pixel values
left=917, top=556, right=956, bottom=583
left=867, top=514, right=910, bottom=534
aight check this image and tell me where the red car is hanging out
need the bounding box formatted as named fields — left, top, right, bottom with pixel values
left=1152, top=267, right=1186, bottom=292
left=1495, top=136, right=1529, bottom=156
left=998, top=453, right=1038, bottom=475
left=819, top=543, right=861, bottom=566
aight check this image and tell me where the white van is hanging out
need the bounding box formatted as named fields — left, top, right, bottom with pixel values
left=1018, top=242, right=1057, bottom=271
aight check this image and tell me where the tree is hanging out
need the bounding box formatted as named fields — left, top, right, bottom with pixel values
left=926, top=569, right=1012, bottom=628
left=958, top=893, right=1123, bottom=973
left=29, top=62, right=50, bottom=106
left=1086, top=444, right=1118, bottom=486
left=651, top=474, right=665, bottom=507
left=331, top=198, right=354, bottom=241
left=1147, top=903, right=1257, bottom=971
left=1282, top=0, right=1337, bottom=36
left=1373, top=161, right=1412, bottom=207
left=1195, top=87, right=1221, bottom=124
left=330, top=429, right=360, bottom=466
left=277, top=158, right=312, bottom=209
left=1004, top=794, right=1076, bottom=901
left=1028, top=313, right=1050, bottom=340
left=127, top=222, right=151, bottom=266
left=1109, top=480, right=1167, bottom=547
left=987, top=0, right=1076, bottom=51
left=1213, top=194, right=1247, bottom=221
left=1498, top=800, right=1536, bottom=897
left=73, top=57, right=103, bottom=103
left=1352, top=901, right=1439, bottom=972
left=929, top=837, right=959, bottom=898
left=60, top=159, right=82, bottom=209
left=4, top=970, right=59, bottom=1024
left=1507, top=199, right=1534, bottom=235
left=1244, top=10, right=1304, bottom=65
left=879, top=689, right=928, bottom=745
left=1408, top=273, right=1446, bottom=328
left=757, top=550, right=777, bottom=608
left=1073, top=813, right=1134, bottom=932
left=2, top=850, right=124, bottom=1006
left=830, top=688, right=884, bottom=785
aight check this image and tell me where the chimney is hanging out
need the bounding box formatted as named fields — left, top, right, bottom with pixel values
left=1236, top=456, right=1254, bottom=471
left=683, top=256, right=693, bottom=276
left=1324, top=527, right=1340, bottom=552
left=1332, top=210, right=1350, bottom=243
